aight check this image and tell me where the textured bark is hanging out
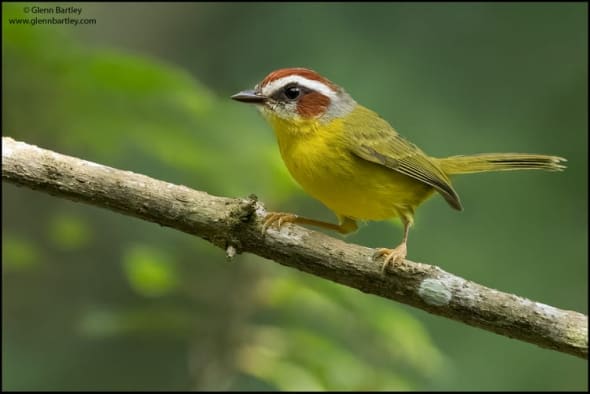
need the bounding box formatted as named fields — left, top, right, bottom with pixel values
left=2, top=136, right=587, bottom=359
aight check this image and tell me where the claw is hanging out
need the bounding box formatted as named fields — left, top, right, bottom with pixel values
left=374, top=243, right=407, bottom=273
left=261, top=212, right=299, bottom=234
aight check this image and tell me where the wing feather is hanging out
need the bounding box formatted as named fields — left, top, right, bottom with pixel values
left=344, top=107, right=462, bottom=210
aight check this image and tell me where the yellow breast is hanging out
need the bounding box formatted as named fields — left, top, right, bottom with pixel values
left=264, top=111, right=433, bottom=221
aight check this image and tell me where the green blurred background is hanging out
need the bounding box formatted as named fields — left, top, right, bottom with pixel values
left=2, top=2, right=587, bottom=390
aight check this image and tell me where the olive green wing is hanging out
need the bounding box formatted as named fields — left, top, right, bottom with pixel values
left=345, top=107, right=463, bottom=211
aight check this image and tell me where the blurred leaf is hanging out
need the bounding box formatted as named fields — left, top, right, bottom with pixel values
left=78, top=305, right=194, bottom=338
left=249, top=272, right=441, bottom=389
left=123, top=245, right=179, bottom=297
left=47, top=213, right=93, bottom=250
left=236, top=325, right=411, bottom=390
left=235, top=331, right=325, bottom=390
left=3, top=4, right=287, bottom=202
left=2, top=234, right=40, bottom=270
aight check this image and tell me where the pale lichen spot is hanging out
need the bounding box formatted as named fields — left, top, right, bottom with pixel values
left=418, top=278, right=452, bottom=306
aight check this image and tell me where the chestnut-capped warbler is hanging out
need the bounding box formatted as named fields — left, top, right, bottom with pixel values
left=232, top=68, right=566, bottom=271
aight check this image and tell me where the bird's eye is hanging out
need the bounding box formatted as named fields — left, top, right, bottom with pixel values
left=283, top=85, right=301, bottom=100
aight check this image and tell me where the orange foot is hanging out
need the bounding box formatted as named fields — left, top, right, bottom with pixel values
left=374, top=243, right=407, bottom=273
left=261, top=212, right=299, bottom=234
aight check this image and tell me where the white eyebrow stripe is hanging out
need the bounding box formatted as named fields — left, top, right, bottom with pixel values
left=261, top=75, right=337, bottom=99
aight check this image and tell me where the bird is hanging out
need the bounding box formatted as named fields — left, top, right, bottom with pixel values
left=231, top=67, right=566, bottom=271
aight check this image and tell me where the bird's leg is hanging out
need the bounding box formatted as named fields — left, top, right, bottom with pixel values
left=374, top=217, right=411, bottom=273
left=262, top=212, right=357, bottom=235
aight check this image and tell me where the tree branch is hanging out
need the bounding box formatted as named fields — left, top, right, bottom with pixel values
left=2, top=136, right=587, bottom=359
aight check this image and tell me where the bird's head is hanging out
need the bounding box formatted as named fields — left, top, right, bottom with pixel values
left=231, top=68, right=356, bottom=126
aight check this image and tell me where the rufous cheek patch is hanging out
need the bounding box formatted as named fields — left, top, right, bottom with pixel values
left=297, top=92, right=330, bottom=118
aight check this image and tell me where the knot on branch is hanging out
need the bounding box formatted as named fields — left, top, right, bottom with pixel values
left=225, top=194, right=261, bottom=260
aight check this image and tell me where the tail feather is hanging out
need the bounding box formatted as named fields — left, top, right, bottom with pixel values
left=438, top=153, right=567, bottom=175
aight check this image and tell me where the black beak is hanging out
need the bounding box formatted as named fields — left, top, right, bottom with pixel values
left=231, top=89, right=267, bottom=104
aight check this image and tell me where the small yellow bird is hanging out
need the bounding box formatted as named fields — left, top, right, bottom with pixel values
left=232, top=67, right=566, bottom=270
